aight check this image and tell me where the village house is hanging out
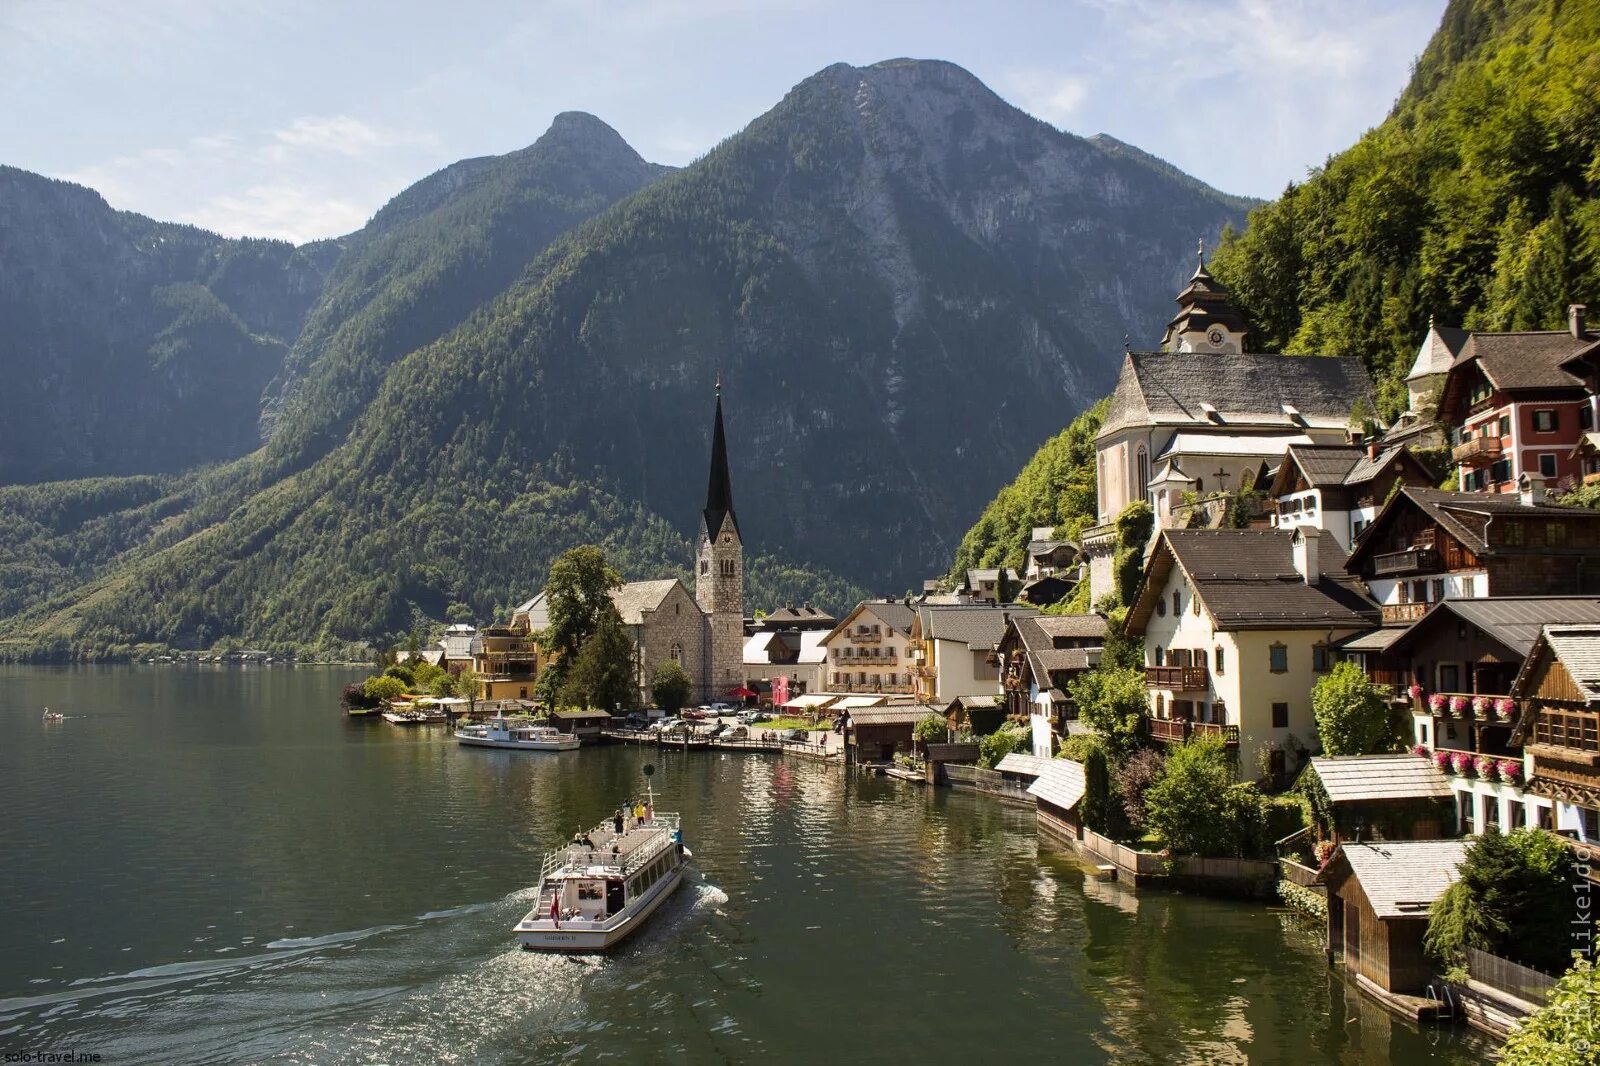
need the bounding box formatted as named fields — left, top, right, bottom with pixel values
left=470, top=625, right=539, bottom=701
left=1341, top=480, right=1600, bottom=629
left=1266, top=442, right=1435, bottom=550
left=742, top=626, right=827, bottom=700
left=1438, top=305, right=1598, bottom=495
left=844, top=704, right=937, bottom=763
left=1320, top=840, right=1471, bottom=1000
left=1126, top=527, right=1379, bottom=781
left=909, top=603, right=1039, bottom=706
left=753, top=605, right=836, bottom=632
left=1509, top=623, right=1600, bottom=843
left=439, top=623, right=478, bottom=671
left=959, top=568, right=1018, bottom=604
left=818, top=600, right=917, bottom=697
left=1346, top=596, right=1600, bottom=835
left=504, top=386, right=746, bottom=705
left=997, top=614, right=1107, bottom=749
left=1083, top=254, right=1377, bottom=603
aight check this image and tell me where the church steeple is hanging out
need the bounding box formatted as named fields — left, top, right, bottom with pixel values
left=1161, top=241, right=1249, bottom=354
left=702, top=377, right=738, bottom=538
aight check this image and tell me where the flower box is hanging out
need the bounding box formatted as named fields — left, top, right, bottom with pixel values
left=1451, top=752, right=1475, bottom=777
left=1433, top=750, right=1453, bottom=772
left=1412, top=743, right=1431, bottom=758
left=1494, top=697, right=1516, bottom=722
left=1498, top=759, right=1524, bottom=784
left=1474, top=755, right=1499, bottom=782
left=1472, top=695, right=1490, bottom=716
left=1428, top=693, right=1447, bottom=713
left=1450, top=696, right=1470, bottom=716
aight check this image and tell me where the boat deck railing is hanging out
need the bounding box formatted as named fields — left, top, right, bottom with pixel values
left=538, top=813, right=680, bottom=881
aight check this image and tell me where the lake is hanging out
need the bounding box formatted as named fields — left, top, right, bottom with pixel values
left=0, top=665, right=1489, bottom=1063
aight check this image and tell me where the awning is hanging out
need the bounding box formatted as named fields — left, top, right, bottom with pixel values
left=1336, top=628, right=1407, bottom=653
left=783, top=694, right=836, bottom=710
left=836, top=695, right=887, bottom=709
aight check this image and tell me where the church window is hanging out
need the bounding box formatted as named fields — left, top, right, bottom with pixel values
left=1137, top=448, right=1150, bottom=502
left=670, top=643, right=683, bottom=665
left=701, top=560, right=709, bottom=575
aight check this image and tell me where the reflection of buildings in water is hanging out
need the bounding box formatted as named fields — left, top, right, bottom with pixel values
left=1078, top=872, right=1139, bottom=917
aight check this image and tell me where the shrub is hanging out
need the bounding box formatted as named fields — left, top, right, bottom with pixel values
left=978, top=725, right=1029, bottom=769
left=1115, top=747, right=1165, bottom=834
left=1425, top=827, right=1576, bottom=974
left=1501, top=957, right=1600, bottom=1066
left=650, top=660, right=693, bottom=715
left=382, top=663, right=415, bottom=687
left=341, top=681, right=378, bottom=709
left=1310, top=662, right=1395, bottom=755
left=914, top=713, right=949, bottom=745
left=1145, top=735, right=1266, bottom=858
left=362, top=675, right=406, bottom=702
left=1067, top=665, right=1147, bottom=761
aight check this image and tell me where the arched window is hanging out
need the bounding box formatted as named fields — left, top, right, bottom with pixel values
left=1137, top=447, right=1150, bottom=502
left=670, top=642, right=683, bottom=665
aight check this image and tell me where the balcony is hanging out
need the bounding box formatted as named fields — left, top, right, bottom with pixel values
left=1452, top=436, right=1504, bottom=467
left=1144, top=716, right=1239, bottom=746
left=1530, top=709, right=1600, bottom=759
left=1380, top=601, right=1430, bottom=624
left=848, top=630, right=882, bottom=644
left=1145, top=665, right=1209, bottom=691
left=1373, top=547, right=1441, bottom=576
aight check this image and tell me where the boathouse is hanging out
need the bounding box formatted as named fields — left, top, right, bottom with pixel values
left=549, top=708, right=612, bottom=742
left=1027, top=758, right=1087, bottom=841
left=1319, top=840, right=1469, bottom=997
left=845, top=705, right=934, bottom=763
left=1305, top=754, right=1454, bottom=843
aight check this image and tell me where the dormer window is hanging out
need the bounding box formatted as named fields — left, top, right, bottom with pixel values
left=1199, top=402, right=1224, bottom=425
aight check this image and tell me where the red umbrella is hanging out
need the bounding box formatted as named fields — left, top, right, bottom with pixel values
left=726, top=686, right=759, bottom=698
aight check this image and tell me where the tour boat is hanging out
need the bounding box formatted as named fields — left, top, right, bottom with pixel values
left=515, top=802, right=690, bottom=951
left=455, top=716, right=580, bottom=751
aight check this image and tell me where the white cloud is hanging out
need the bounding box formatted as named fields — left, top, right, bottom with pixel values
left=62, top=115, right=441, bottom=242
left=1000, top=70, right=1091, bottom=126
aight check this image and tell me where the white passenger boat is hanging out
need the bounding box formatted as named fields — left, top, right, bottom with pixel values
left=455, top=716, right=580, bottom=751
left=515, top=799, right=689, bottom=952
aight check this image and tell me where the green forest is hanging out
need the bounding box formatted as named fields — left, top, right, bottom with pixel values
left=951, top=0, right=1600, bottom=574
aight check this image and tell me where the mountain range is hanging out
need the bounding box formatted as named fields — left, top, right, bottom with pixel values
left=0, top=58, right=1253, bottom=657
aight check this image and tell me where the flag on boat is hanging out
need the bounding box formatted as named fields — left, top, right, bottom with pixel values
left=550, top=896, right=560, bottom=929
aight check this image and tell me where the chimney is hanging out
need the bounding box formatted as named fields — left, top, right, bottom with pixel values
left=1572, top=304, right=1588, bottom=339
left=1519, top=472, right=1548, bottom=507
left=1367, top=438, right=1380, bottom=462
left=1291, top=527, right=1319, bottom=585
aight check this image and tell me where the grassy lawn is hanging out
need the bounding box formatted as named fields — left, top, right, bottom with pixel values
left=764, top=716, right=828, bottom=731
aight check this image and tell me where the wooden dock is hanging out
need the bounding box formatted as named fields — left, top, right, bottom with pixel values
left=600, top=730, right=836, bottom=761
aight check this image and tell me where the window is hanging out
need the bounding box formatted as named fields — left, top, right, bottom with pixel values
left=1505, top=521, right=1525, bottom=547
left=1172, top=590, right=1181, bottom=615
left=1490, top=459, right=1511, bottom=484
left=1156, top=695, right=1166, bottom=717
left=1195, top=649, right=1208, bottom=669
left=1533, top=409, right=1559, bottom=433
left=1431, top=579, right=1445, bottom=601
left=1269, top=643, right=1288, bottom=673
left=1459, top=792, right=1474, bottom=832
left=1498, top=414, right=1511, bottom=437
left=1312, top=644, right=1330, bottom=673
left=1461, top=575, right=1477, bottom=597
left=1214, top=647, right=1225, bottom=675
left=1438, top=663, right=1460, bottom=692
left=1154, top=646, right=1164, bottom=666
left=700, top=560, right=709, bottom=574
left=1540, top=453, right=1558, bottom=478
left=1272, top=702, right=1289, bottom=728
left=670, top=642, right=683, bottom=665
left=1155, top=598, right=1167, bottom=617
left=1137, top=447, right=1150, bottom=503
left=720, top=559, right=736, bottom=577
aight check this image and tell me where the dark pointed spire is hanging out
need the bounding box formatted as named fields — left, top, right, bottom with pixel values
left=703, top=380, right=738, bottom=538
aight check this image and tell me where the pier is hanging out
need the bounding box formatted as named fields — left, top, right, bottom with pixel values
left=600, top=729, right=836, bottom=762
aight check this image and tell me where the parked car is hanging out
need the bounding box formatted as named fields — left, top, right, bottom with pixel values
left=739, top=710, right=767, bottom=725
left=709, top=700, right=735, bottom=712
left=650, top=718, right=684, bottom=734
left=724, top=725, right=748, bottom=740
left=705, top=722, right=726, bottom=738
left=623, top=713, right=648, bottom=730
left=682, top=708, right=707, bottom=721
left=782, top=728, right=808, bottom=742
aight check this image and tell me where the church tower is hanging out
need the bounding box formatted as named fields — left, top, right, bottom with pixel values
left=1161, top=242, right=1249, bottom=354
left=696, top=380, right=744, bottom=700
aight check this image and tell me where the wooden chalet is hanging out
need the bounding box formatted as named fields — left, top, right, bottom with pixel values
left=845, top=705, right=936, bottom=763
left=549, top=708, right=611, bottom=740
left=1343, top=484, right=1600, bottom=629
left=996, top=614, right=1107, bottom=724
left=1320, top=840, right=1469, bottom=998
left=1510, top=624, right=1600, bottom=841
left=1267, top=442, right=1435, bottom=550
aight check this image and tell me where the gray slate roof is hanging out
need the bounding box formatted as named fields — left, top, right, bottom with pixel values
left=1539, top=624, right=1600, bottom=701
left=1328, top=841, right=1470, bottom=919
left=1392, top=597, right=1600, bottom=658
left=1405, top=323, right=1469, bottom=381
left=844, top=600, right=916, bottom=636
left=1012, top=616, right=1105, bottom=681
left=994, top=753, right=1051, bottom=778
left=1100, top=350, right=1377, bottom=437
left=1454, top=330, right=1595, bottom=392
left=921, top=605, right=1040, bottom=651
left=1349, top=486, right=1600, bottom=566
left=1310, top=755, right=1453, bottom=804
left=1135, top=529, right=1379, bottom=631
left=1027, top=759, right=1087, bottom=811
left=849, top=705, right=940, bottom=726
left=610, top=580, right=685, bottom=624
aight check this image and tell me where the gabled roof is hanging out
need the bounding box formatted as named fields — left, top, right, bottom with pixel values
left=1009, top=615, right=1106, bottom=680
left=1128, top=528, right=1378, bottom=633
left=1345, top=486, right=1600, bottom=570
left=550, top=708, right=612, bottom=721
left=1322, top=841, right=1470, bottom=919
left=1309, top=755, right=1453, bottom=804
left=1027, top=759, right=1087, bottom=811
left=822, top=600, right=917, bottom=644
left=761, top=605, right=836, bottom=627
left=1099, top=350, right=1377, bottom=438
left=848, top=705, right=937, bottom=726
left=918, top=604, right=1039, bottom=651
left=1454, top=330, right=1596, bottom=392
left=1512, top=624, right=1600, bottom=711
left=1268, top=443, right=1433, bottom=499
left=610, top=580, right=686, bottom=624
left=743, top=629, right=827, bottom=666
left=994, top=753, right=1051, bottom=778
left=1405, top=321, right=1469, bottom=382
left=1387, top=597, right=1600, bottom=660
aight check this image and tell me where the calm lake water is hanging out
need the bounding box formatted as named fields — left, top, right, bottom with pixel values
left=0, top=665, right=1490, bottom=1064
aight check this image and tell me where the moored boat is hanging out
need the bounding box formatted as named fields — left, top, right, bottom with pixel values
left=455, top=716, right=580, bottom=751
left=515, top=796, right=689, bottom=952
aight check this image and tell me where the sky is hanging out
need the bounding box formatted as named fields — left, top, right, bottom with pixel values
left=1, top=0, right=1448, bottom=245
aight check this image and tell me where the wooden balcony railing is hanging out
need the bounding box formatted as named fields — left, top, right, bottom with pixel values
left=1373, top=548, right=1440, bottom=576
left=1145, top=665, right=1209, bottom=691
left=848, top=630, right=882, bottom=644
left=1381, top=602, right=1429, bottom=624
left=1452, top=436, right=1504, bottom=467
left=1144, top=716, right=1239, bottom=746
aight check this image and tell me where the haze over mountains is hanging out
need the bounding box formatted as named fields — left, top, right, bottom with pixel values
left=0, top=58, right=1252, bottom=656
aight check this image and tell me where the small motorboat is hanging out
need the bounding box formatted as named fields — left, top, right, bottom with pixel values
left=455, top=716, right=579, bottom=751
left=515, top=777, right=689, bottom=952
left=41, top=708, right=64, bottom=722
